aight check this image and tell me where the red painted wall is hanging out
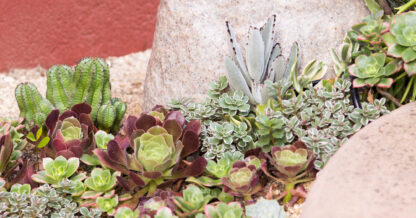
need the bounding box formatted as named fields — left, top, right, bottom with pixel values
left=0, top=0, right=159, bottom=72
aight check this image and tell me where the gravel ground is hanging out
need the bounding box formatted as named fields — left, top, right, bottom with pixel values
left=0, top=49, right=151, bottom=119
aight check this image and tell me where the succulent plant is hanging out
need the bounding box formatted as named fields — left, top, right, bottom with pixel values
left=261, top=141, right=314, bottom=203
left=331, top=35, right=360, bottom=77
left=245, top=198, right=287, bottom=218
left=15, top=82, right=54, bottom=125
left=31, top=156, right=81, bottom=185
left=206, top=152, right=244, bottom=179
left=95, top=110, right=207, bottom=196
left=97, top=195, right=118, bottom=215
left=203, top=202, right=244, bottom=218
left=173, top=185, right=217, bottom=216
left=0, top=184, right=80, bottom=217
left=383, top=12, right=416, bottom=75
left=254, top=99, right=286, bottom=151
left=225, top=15, right=298, bottom=105
left=9, top=183, right=31, bottom=195
left=43, top=103, right=96, bottom=158
left=95, top=130, right=115, bottom=149
left=278, top=79, right=388, bottom=169
left=350, top=12, right=388, bottom=46
left=394, top=0, right=416, bottom=14
left=222, top=161, right=262, bottom=200
left=348, top=53, right=401, bottom=88
left=218, top=91, right=251, bottom=116
left=80, top=207, right=103, bottom=218
left=115, top=207, right=140, bottom=218
left=202, top=121, right=252, bottom=160
left=15, top=57, right=127, bottom=132
left=155, top=207, right=179, bottom=218
left=81, top=168, right=120, bottom=200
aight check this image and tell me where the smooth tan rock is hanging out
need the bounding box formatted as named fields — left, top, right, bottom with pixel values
left=142, top=0, right=369, bottom=110
left=301, top=103, right=416, bottom=218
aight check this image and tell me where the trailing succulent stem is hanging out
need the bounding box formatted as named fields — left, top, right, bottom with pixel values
left=15, top=57, right=126, bottom=132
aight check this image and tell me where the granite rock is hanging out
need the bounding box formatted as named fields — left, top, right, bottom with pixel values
left=302, top=102, right=416, bottom=218
left=143, top=0, right=369, bottom=110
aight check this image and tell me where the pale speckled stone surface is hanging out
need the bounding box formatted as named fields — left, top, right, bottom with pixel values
left=301, top=102, right=416, bottom=218
left=143, top=0, right=369, bottom=110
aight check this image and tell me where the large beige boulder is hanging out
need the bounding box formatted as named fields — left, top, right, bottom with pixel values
left=302, top=102, right=416, bottom=218
left=143, top=0, right=369, bottom=110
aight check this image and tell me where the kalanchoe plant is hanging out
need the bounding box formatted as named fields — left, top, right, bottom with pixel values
left=383, top=12, right=416, bottom=75
left=222, top=160, right=262, bottom=201
left=31, top=156, right=83, bottom=185
left=81, top=168, right=120, bottom=200
left=95, top=109, right=207, bottom=197
left=204, top=202, right=244, bottom=218
left=43, top=103, right=96, bottom=158
left=261, top=141, right=314, bottom=203
left=348, top=53, right=401, bottom=88
left=173, top=185, right=218, bottom=216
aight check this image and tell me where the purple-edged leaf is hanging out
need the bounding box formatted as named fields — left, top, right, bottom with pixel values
left=71, top=103, right=92, bottom=115
left=376, top=78, right=394, bottom=88
left=116, top=176, right=133, bottom=191
left=56, top=150, right=76, bottom=159
left=183, top=120, right=201, bottom=135
left=115, top=135, right=130, bottom=150
left=107, top=140, right=127, bottom=166
left=81, top=190, right=103, bottom=199
left=352, top=78, right=368, bottom=88
left=232, top=161, right=247, bottom=169
left=293, top=141, right=307, bottom=149
left=0, top=135, right=13, bottom=173
left=172, top=157, right=207, bottom=179
left=136, top=114, right=157, bottom=132
left=402, top=47, right=416, bottom=63
left=405, top=61, right=416, bottom=76
left=387, top=44, right=407, bottom=58
left=164, top=111, right=185, bottom=128
left=244, top=148, right=262, bottom=158
left=129, top=172, right=146, bottom=186
left=45, top=110, right=59, bottom=133
left=123, top=116, right=138, bottom=136
left=143, top=171, right=162, bottom=179
left=79, top=113, right=95, bottom=132
left=163, top=120, right=182, bottom=143
left=102, top=189, right=116, bottom=198
left=69, top=145, right=84, bottom=158
left=94, top=149, right=129, bottom=174
left=80, top=199, right=96, bottom=207
left=53, top=133, right=67, bottom=152
left=59, top=111, right=77, bottom=121
left=119, top=193, right=132, bottom=201
left=180, top=131, right=199, bottom=158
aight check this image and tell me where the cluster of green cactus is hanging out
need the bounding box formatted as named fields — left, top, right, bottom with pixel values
left=15, top=57, right=126, bottom=132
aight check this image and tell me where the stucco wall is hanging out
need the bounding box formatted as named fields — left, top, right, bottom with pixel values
left=0, top=0, right=159, bottom=71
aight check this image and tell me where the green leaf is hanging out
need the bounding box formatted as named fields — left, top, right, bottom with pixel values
left=246, top=198, right=287, bottom=218
left=402, top=47, right=416, bottom=63
left=37, top=136, right=50, bottom=148
left=36, top=127, right=42, bottom=140
left=382, top=33, right=397, bottom=47
left=376, top=78, right=394, bottom=88
left=27, top=132, right=36, bottom=141
left=363, top=0, right=382, bottom=15
left=405, top=61, right=416, bottom=76
left=388, top=44, right=407, bottom=58
left=81, top=154, right=101, bottom=166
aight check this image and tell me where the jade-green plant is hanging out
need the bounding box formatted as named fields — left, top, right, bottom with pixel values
left=222, top=161, right=262, bottom=201
left=261, top=141, right=314, bottom=203
left=206, top=152, right=244, bottom=179
left=97, top=195, right=118, bottom=215
left=31, top=156, right=81, bottom=185
left=202, top=121, right=252, bottom=160
left=95, top=130, right=114, bottom=149
left=155, top=207, right=179, bottom=218
left=203, top=202, right=243, bottom=218
left=254, top=98, right=286, bottom=151
left=383, top=12, right=416, bottom=75
left=79, top=207, right=103, bottom=218
left=218, top=91, right=251, bottom=116
left=115, top=207, right=140, bottom=218
left=15, top=57, right=127, bottom=132
left=15, top=83, right=54, bottom=125
left=81, top=168, right=120, bottom=200
left=348, top=53, right=401, bottom=88
left=331, top=35, right=360, bottom=77
left=350, top=12, right=388, bottom=46
left=173, top=185, right=217, bottom=216
left=245, top=198, right=287, bottom=218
